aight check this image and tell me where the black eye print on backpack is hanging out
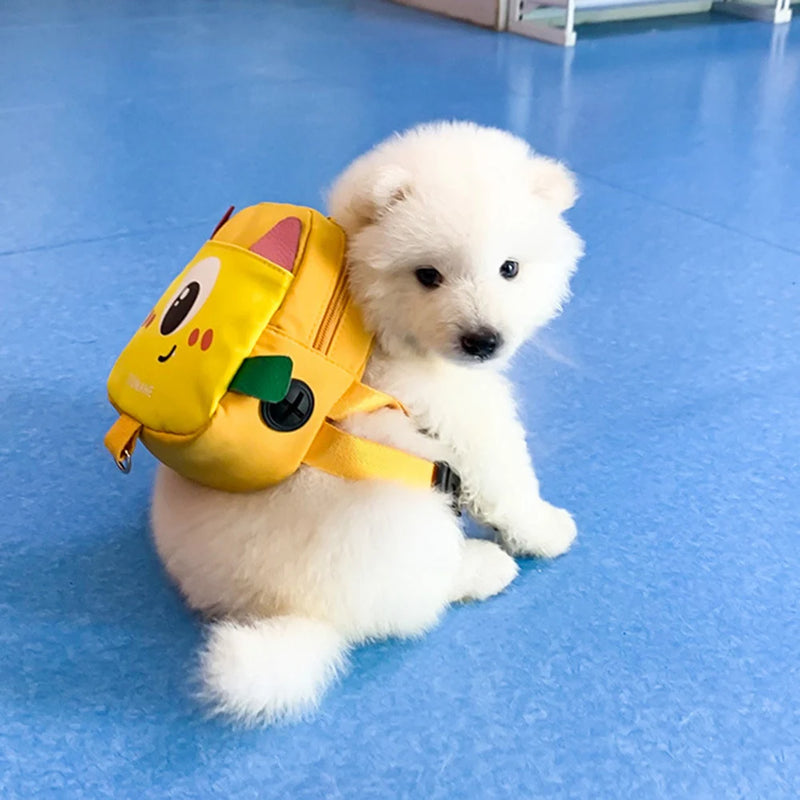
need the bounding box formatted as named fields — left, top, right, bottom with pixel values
left=159, top=257, right=221, bottom=336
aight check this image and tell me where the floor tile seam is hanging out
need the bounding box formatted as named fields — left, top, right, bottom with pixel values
left=575, top=169, right=800, bottom=258
left=0, top=220, right=212, bottom=260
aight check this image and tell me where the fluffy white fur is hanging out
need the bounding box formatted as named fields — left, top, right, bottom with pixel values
left=151, top=121, right=584, bottom=725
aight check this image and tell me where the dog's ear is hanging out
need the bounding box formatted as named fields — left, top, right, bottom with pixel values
left=529, top=157, right=578, bottom=213
left=328, top=163, right=412, bottom=232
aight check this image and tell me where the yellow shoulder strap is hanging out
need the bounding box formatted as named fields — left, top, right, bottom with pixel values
left=314, top=380, right=437, bottom=487
left=304, top=421, right=436, bottom=489
left=328, top=380, right=406, bottom=419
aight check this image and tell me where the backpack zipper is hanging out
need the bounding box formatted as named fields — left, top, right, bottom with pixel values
left=313, top=268, right=349, bottom=354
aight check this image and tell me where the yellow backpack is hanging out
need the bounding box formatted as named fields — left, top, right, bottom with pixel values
left=104, top=203, right=458, bottom=495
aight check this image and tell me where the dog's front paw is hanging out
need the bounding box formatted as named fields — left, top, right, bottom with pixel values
left=504, top=501, right=577, bottom=558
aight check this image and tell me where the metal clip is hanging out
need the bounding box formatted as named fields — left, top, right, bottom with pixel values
left=116, top=449, right=132, bottom=474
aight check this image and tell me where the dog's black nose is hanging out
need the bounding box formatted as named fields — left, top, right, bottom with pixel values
left=460, top=328, right=502, bottom=360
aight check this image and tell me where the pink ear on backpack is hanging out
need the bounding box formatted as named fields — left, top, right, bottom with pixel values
left=248, top=217, right=303, bottom=272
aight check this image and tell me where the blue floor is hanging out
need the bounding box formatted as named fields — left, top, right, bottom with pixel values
left=1, top=1, right=799, bottom=797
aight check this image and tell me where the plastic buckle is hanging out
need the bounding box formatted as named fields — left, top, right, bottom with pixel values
left=433, top=461, right=462, bottom=515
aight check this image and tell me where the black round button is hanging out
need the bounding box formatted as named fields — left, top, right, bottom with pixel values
left=259, top=379, right=315, bottom=432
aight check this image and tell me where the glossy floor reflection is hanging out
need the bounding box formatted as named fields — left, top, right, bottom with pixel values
left=1, top=2, right=798, bottom=798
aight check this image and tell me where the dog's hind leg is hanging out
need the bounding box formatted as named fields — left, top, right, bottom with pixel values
left=449, top=539, right=518, bottom=603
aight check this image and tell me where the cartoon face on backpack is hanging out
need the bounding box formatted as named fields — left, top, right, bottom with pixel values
left=136, top=217, right=304, bottom=370
left=107, top=215, right=303, bottom=438
left=139, top=254, right=221, bottom=365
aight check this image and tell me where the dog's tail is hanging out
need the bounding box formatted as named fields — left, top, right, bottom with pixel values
left=199, top=616, right=348, bottom=725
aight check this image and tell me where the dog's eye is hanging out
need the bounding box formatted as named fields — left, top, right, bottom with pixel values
left=415, top=266, right=443, bottom=289
left=500, top=260, right=519, bottom=280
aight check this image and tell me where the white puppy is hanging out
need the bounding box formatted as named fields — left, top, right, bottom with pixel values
left=151, top=121, right=584, bottom=724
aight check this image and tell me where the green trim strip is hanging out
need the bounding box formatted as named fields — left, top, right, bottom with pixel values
left=229, top=355, right=293, bottom=403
